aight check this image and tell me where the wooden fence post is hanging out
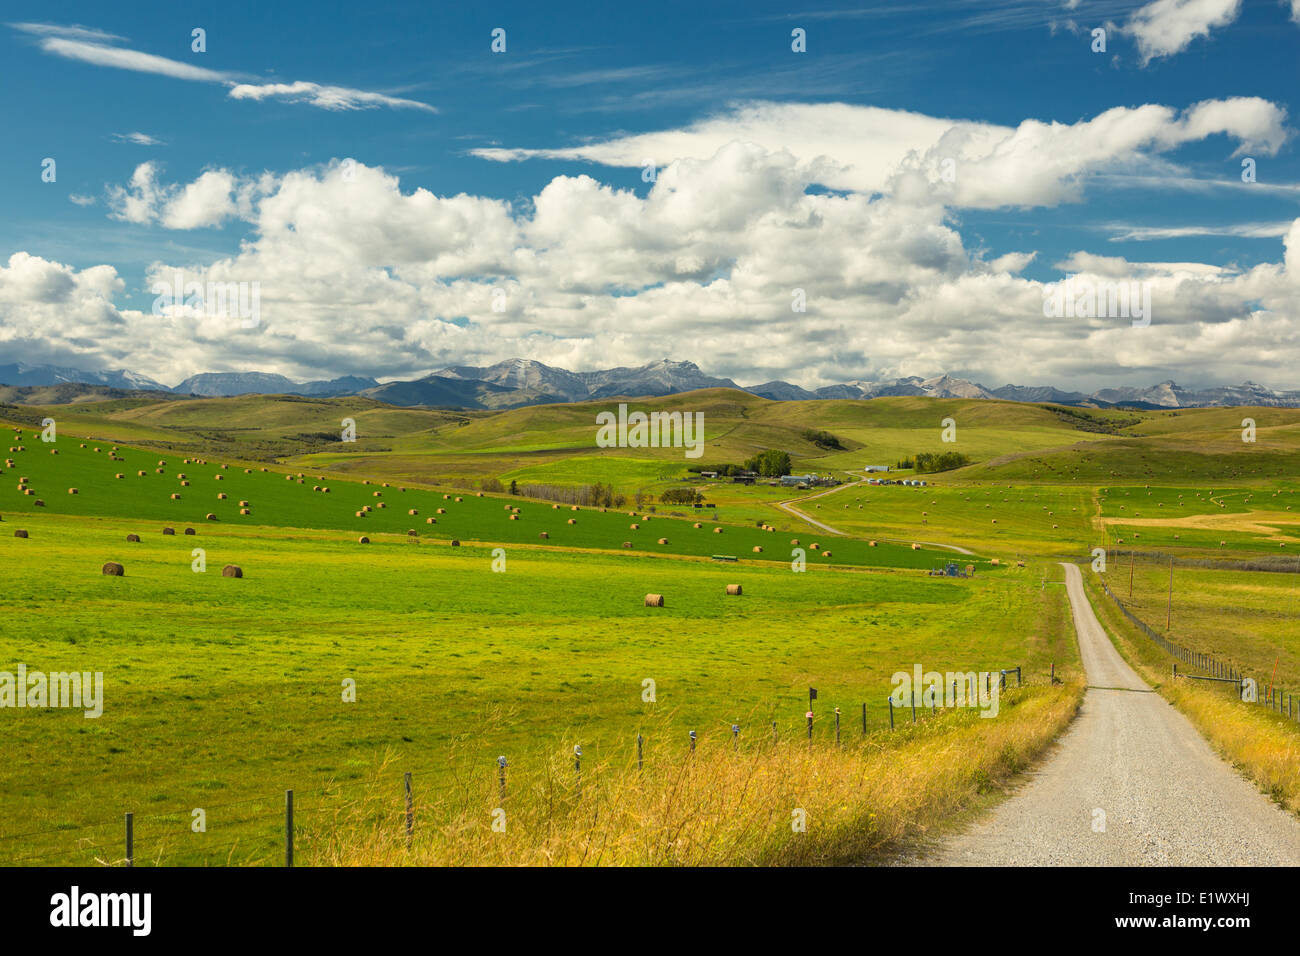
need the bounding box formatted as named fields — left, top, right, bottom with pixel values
left=125, top=812, right=133, bottom=868
left=404, top=772, right=413, bottom=846
left=285, top=790, right=293, bottom=868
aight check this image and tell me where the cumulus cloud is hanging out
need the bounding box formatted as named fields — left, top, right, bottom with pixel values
left=106, top=163, right=272, bottom=228
left=1125, top=0, right=1241, bottom=65
left=475, top=98, right=1288, bottom=209
left=4, top=151, right=1297, bottom=391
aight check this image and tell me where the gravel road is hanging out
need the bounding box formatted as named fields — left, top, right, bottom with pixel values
left=925, top=562, right=1300, bottom=865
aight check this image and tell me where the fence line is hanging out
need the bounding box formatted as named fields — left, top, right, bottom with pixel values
left=3, top=666, right=1027, bottom=866
left=1097, top=571, right=1298, bottom=717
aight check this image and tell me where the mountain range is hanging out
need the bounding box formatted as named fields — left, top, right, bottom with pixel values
left=4, top=359, right=1300, bottom=410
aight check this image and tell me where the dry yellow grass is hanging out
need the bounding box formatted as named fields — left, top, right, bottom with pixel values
left=303, top=685, right=1081, bottom=866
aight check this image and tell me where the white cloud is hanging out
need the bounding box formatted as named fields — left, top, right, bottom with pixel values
left=110, top=131, right=163, bottom=146
left=39, top=36, right=233, bottom=83
left=1125, top=0, right=1241, bottom=65
left=475, top=98, right=1289, bottom=209
left=1107, top=222, right=1295, bottom=241
left=6, top=152, right=1294, bottom=392
left=68, top=194, right=97, bottom=207
left=7, top=22, right=125, bottom=43
left=228, top=81, right=437, bottom=113
left=14, top=25, right=435, bottom=113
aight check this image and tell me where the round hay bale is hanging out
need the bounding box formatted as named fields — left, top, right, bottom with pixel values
left=323, top=488, right=330, bottom=493
left=426, top=517, right=437, bottom=524
left=222, top=565, right=243, bottom=578
left=170, top=493, right=181, bottom=500
left=622, top=541, right=633, bottom=548
left=552, top=504, right=560, bottom=510
left=644, top=593, right=665, bottom=607
left=180, top=481, right=189, bottom=487
left=206, top=513, right=217, bottom=521
left=408, top=509, right=419, bottom=516
left=101, top=562, right=124, bottom=576
left=14, top=529, right=28, bottom=538
left=116, top=473, right=125, bottom=479
left=869, top=540, right=878, bottom=547
left=571, top=506, right=579, bottom=512
left=450, top=540, right=461, bottom=547
left=408, top=530, right=418, bottom=537
left=126, top=533, right=140, bottom=542
left=567, top=518, right=577, bottom=525
left=239, top=500, right=249, bottom=507
left=239, top=508, right=250, bottom=515
left=163, top=527, right=175, bottom=535
left=68, top=488, right=78, bottom=495
left=49, top=449, right=57, bottom=455
left=658, top=537, right=669, bottom=545
left=693, top=522, right=702, bottom=528
left=630, top=523, right=640, bottom=530
left=476, top=492, right=483, bottom=497
left=373, top=491, right=382, bottom=497
left=437, top=508, right=446, bottom=514
left=358, top=536, right=370, bottom=544
left=790, top=538, right=800, bottom=545
left=510, top=514, right=519, bottom=520
left=910, top=543, right=920, bottom=551
left=214, top=474, right=223, bottom=481
left=355, top=511, right=365, bottom=518
left=156, top=468, right=164, bottom=474
left=990, top=558, right=1000, bottom=566
left=713, top=527, right=723, bottom=534
left=157, top=460, right=166, bottom=466
left=539, top=532, right=549, bottom=539
left=810, top=542, right=819, bottom=550
left=33, top=499, right=43, bottom=506
left=504, top=505, right=512, bottom=511
left=218, top=493, right=228, bottom=500
left=823, top=551, right=832, bottom=558
left=377, top=502, right=386, bottom=509
left=752, top=545, right=763, bottom=553
left=178, top=473, right=187, bottom=480
left=184, top=528, right=195, bottom=535
left=726, top=584, right=742, bottom=596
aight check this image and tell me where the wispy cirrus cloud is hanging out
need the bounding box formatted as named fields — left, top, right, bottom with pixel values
left=1105, top=221, right=1296, bottom=241
left=109, top=132, right=164, bottom=146
left=11, top=22, right=436, bottom=113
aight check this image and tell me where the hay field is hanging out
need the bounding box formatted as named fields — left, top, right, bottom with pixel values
left=0, top=508, right=1074, bottom=865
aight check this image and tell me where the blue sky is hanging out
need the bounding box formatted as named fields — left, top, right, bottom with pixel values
left=1, top=0, right=1298, bottom=390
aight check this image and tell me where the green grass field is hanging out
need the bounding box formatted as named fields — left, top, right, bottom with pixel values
left=8, top=389, right=1300, bottom=865
left=0, top=509, right=1068, bottom=865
